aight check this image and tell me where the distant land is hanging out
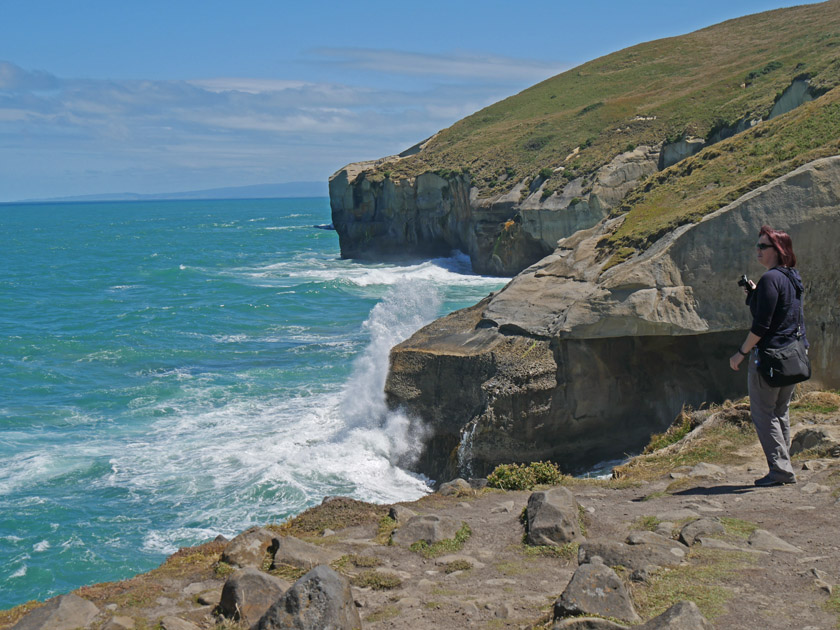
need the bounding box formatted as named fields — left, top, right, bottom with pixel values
left=15, top=181, right=328, bottom=203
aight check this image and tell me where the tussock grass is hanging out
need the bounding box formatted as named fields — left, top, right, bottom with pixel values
left=631, top=547, right=759, bottom=620
left=350, top=570, right=403, bottom=590
left=272, top=497, right=389, bottom=538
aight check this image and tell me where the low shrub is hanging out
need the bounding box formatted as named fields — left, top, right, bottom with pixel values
left=487, top=461, right=565, bottom=490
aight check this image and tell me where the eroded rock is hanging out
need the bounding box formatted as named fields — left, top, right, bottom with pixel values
left=10, top=594, right=99, bottom=630
left=273, top=535, right=343, bottom=570
left=257, top=565, right=361, bottom=630
left=219, top=567, right=290, bottom=628
left=222, top=528, right=276, bottom=568
left=554, top=559, right=640, bottom=623
left=390, top=514, right=462, bottom=546
left=526, top=487, right=584, bottom=546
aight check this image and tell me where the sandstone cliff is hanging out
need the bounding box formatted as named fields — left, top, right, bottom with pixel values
left=385, top=156, right=840, bottom=482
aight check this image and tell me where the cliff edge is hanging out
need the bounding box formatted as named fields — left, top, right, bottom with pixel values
left=386, top=156, right=840, bottom=482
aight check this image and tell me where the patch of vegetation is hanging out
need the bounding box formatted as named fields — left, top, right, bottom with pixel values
left=521, top=542, right=580, bottom=563
left=644, top=410, right=696, bottom=454
left=538, top=167, right=554, bottom=179
left=409, top=523, right=472, bottom=558
left=350, top=570, right=403, bottom=590
left=0, top=601, right=44, bottom=629
left=487, top=461, right=565, bottom=490
left=632, top=515, right=662, bottom=531
left=269, top=563, right=306, bottom=583
left=631, top=547, right=759, bottom=620
left=824, top=587, right=840, bottom=628
left=791, top=391, right=840, bottom=414
left=273, top=497, right=389, bottom=537
left=443, top=559, right=473, bottom=573
left=578, top=101, right=605, bottom=116
left=376, top=515, right=398, bottom=545
left=745, top=60, right=784, bottom=86
left=365, top=604, right=402, bottom=623
left=215, top=561, right=236, bottom=578
left=720, top=517, right=759, bottom=540
left=614, top=403, right=756, bottom=481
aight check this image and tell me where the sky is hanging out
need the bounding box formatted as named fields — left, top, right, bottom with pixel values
left=0, top=0, right=813, bottom=202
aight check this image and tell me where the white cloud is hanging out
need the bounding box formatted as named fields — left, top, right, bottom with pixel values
left=0, top=52, right=561, bottom=200
left=308, top=47, right=567, bottom=82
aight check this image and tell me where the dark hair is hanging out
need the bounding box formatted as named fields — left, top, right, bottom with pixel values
left=759, top=225, right=796, bottom=267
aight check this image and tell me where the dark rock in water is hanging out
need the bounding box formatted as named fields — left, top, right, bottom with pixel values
left=554, top=559, right=640, bottom=623
left=219, top=567, right=290, bottom=629
left=257, top=565, right=361, bottom=630
left=11, top=594, right=99, bottom=630
left=526, top=487, right=583, bottom=546
left=313, top=223, right=334, bottom=230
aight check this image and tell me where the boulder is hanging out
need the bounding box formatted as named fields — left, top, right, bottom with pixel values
left=388, top=505, right=417, bottom=524
left=748, top=529, right=803, bottom=553
left=10, top=594, right=99, bottom=630
left=222, top=527, right=276, bottom=568
left=637, top=600, right=713, bottom=629
left=103, top=617, right=135, bottom=630
left=554, top=559, right=640, bottom=623
left=438, top=478, right=472, bottom=496
left=273, top=535, right=343, bottom=570
left=579, top=537, right=686, bottom=572
left=390, top=514, right=462, bottom=546
left=257, top=565, right=361, bottom=630
left=679, top=518, right=725, bottom=546
left=219, top=567, right=290, bottom=628
left=159, top=618, right=200, bottom=630
left=526, top=487, right=584, bottom=546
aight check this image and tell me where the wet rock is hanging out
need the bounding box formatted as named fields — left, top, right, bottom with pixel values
left=257, top=565, right=361, bottom=630
left=273, top=535, right=343, bottom=570
left=219, top=567, right=290, bottom=629
left=390, top=514, right=462, bottom=546
left=554, top=559, right=640, bottom=623
left=10, top=594, right=99, bottom=630
left=679, top=518, right=725, bottom=546
left=222, top=527, right=276, bottom=568
left=526, top=487, right=583, bottom=546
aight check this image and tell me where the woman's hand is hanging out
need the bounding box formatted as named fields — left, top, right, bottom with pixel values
left=729, top=352, right=745, bottom=371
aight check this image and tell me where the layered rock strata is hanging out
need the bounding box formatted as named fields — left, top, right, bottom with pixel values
left=385, top=156, right=840, bottom=481
left=329, top=146, right=660, bottom=276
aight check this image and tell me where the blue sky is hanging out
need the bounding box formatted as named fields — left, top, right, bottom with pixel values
left=0, top=0, right=810, bottom=201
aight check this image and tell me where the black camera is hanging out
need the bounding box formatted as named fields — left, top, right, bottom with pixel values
left=737, top=274, right=751, bottom=291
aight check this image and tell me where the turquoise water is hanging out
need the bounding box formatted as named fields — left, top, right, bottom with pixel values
left=0, top=198, right=506, bottom=609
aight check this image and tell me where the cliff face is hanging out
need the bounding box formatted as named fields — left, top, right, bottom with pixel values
left=329, top=146, right=660, bottom=276
left=385, top=156, right=840, bottom=482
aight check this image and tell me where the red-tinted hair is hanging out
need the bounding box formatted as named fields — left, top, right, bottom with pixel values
left=759, top=225, right=797, bottom=267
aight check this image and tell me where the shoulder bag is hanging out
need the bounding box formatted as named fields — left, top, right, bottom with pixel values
left=756, top=270, right=811, bottom=387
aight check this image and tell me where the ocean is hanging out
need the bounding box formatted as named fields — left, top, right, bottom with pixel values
left=0, top=197, right=507, bottom=609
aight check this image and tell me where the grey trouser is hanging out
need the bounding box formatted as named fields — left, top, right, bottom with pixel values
left=748, top=352, right=797, bottom=481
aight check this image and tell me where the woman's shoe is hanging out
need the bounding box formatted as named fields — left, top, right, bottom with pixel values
left=754, top=474, right=796, bottom=487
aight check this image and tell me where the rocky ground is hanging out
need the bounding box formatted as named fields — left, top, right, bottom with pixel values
left=3, top=392, right=840, bottom=630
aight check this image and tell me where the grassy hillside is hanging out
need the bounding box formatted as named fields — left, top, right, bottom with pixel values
left=378, top=1, right=840, bottom=260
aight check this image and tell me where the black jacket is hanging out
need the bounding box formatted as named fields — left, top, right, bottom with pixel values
left=747, top=266, right=808, bottom=350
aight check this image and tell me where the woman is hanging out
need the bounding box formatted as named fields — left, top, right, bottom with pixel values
left=729, top=225, right=807, bottom=487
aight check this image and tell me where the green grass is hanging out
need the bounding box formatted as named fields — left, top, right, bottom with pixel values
left=350, top=570, right=403, bottom=590
left=631, top=516, right=663, bottom=531
left=372, top=3, right=840, bottom=203
left=409, top=523, right=472, bottom=558
left=824, top=589, right=840, bottom=628
left=631, top=547, right=759, bottom=620
left=521, top=542, right=579, bottom=563
left=365, top=605, right=402, bottom=623
left=720, top=517, right=759, bottom=540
